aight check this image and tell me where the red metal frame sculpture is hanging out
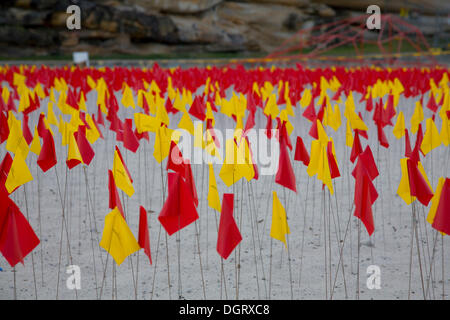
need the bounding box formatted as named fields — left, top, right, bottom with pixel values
left=267, top=14, right=436, bottom=66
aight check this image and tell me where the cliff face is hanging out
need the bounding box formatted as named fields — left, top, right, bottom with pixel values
left=0, top=0, right=448, bottom=58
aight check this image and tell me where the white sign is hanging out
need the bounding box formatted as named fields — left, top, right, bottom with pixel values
left=73, top=52, right=89, bottom=67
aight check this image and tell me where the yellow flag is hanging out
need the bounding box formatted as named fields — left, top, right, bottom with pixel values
left=421, top=118, right=441, bottom=155
left=263, top=94, right=279, bottom=119
left=5, top=152, right=33, bottom=193
left=207, top=163, right=221, bottom=212
left=426, top=177, right=445, bottom=225
left=397, top=158, right=415, bottom=204
left=155, top=97, right=170, bottom=126
left=328, top=104, right=341, bottom=131
left=393, top=111, right=405, bottom=139
left=79, top=93, right=87, bottom=111
left=121, top=84, right=135, bottom=109
left=30, top=127, right=41, bottom=155
left=99, top=208, right=140, bottom=265
left=411, top=101, right=424, bottom=134
left=300, top=88, right=312, bottom=108
left=219, top=138, right=254, bottom=187
left=6, top=113, right=29, bottom=158
left=307, top=139, right=333, bottom=195
left=270, top=191, right=290, bottom=248
left=153, top=125, right=172, bottom=163
left=345, top=121, right=354, bottom=147
left=47, top=102, right=58, bottom=126
left=344, top=92, right=368, bottom=131
left=134, top=113, right=160, bottom=133
left=440, top=115, right=450, bottom=146
left=113, top=149, right=134, bottom=197
left=85, top=113, right=100, bottom=144
left=67, top=132, right=83, bottom=166
left=178, top=111, right=194, bottom=136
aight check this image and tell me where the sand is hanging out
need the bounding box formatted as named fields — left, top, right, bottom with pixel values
left=0, top=88, right=449, bottom=300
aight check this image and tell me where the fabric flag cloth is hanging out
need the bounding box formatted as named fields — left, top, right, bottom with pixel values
left=350, top=130, right=362, bottom=163
left=0, top=194, right=40, bottom=267
left=430, top=178, right=450, bottom=235
left=108, top=170, right=124, bottom=218
left=294, top=136, right=310, bottom=166
left=158, top=172, right=199, bottom=236
left=5, top=152, right=33, bottom=194
left=270, top=191, right=290, bottom=248
left=393, top=111, right=405, bottom=139
left=66, top=132, right=83, bottom=169
left=427, top=177, right=446, bottom=225
left=420, top=118, right=441, bottom=155
left=37, top=129, right=57, bottom=172
left=123, top=119, right=140, bottom=153
left=74, top=126, right=95, bottom=166
left=113, top=146, right=134, bottom=197
left=353, top=154, right=378, bottom=236
left=99, top=207, right=140, bottom=265
left=138, top=206, right=152, bottom=265
left=406, top=158, right=434, bottom=206
left=207, top=163, right=221, bottom=212
left=216, top=193, right=242, bottom=260
left=275, top=136, right=297, bottom=193
left=0, top=153, right=13, bottom=196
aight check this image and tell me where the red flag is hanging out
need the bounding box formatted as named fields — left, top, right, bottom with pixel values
left=189, top=95, right=206, bottom=121
left=406, top=159, right=433, bottom=206
left=158, top=172, right=199, bottom=236
left=265, top=114, right=273, bottom=139
left=353, top=160, right=378, bottom=236
left=183, top=161, right=199, bottom=208
left=0, top=153, right=13, bottom=196
left=0, top=112, right=9, bottom=144
left=302, top=99, right=316, bottom=122
left=22, top=115, right=33, bottom=145
left=167, top=141, right=186, bottom=174
left=244, top=110, right=255, bottom=134
left=37, top=113, right=47, bottom=138
left=294, top=136, right=310, bottom=166
left=108, top=170, right=124, bottom=218
left=0, top=194, right=40, bottom=267
left=97, top=105, right=105, bottom=126
left=327, top=141, right=340, bottom=179
left=216, top=193, right=242, bottom=260
left=432, top=178, right=450, bottom=234
left=350, top=131, right=362, bottom=163
left=352, top=146, right=379, bottom=181
left=275, top=138, right=297, bottom=193
left=426, top=94, right=438, bottom=113
left=37, top=129, right=57, bottom=172
left=115, top=146, right=133, bottom=183
left=74, top=126, right=95, bottom=166
left=138, top=206, right=152, bottom=264
left=376, top=122, right=389, bottom=149
left=404, top=129, right=412, bottom=158
left=410, top=124, right=423, bottom=165
left=123, top=119, right=139, bottom=153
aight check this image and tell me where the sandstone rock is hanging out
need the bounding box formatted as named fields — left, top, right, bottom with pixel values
left=0, top=7, right=50, bottom=26
left=50, top=12, right=67, bottom=27
left=0, top=26, right=59, bottom=47
left=230, top=0, right=310, bottom=8
left=60, top=31, right=79, bottom=47
left=126, top=0, right=223, bottom=14
left=216, top=2, right=309, bottom=51
left=316, top=4, right=335, bottom=17
left=9, top=0, right=72, bottom=10
left=117, top=10, right=178, bottom=43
